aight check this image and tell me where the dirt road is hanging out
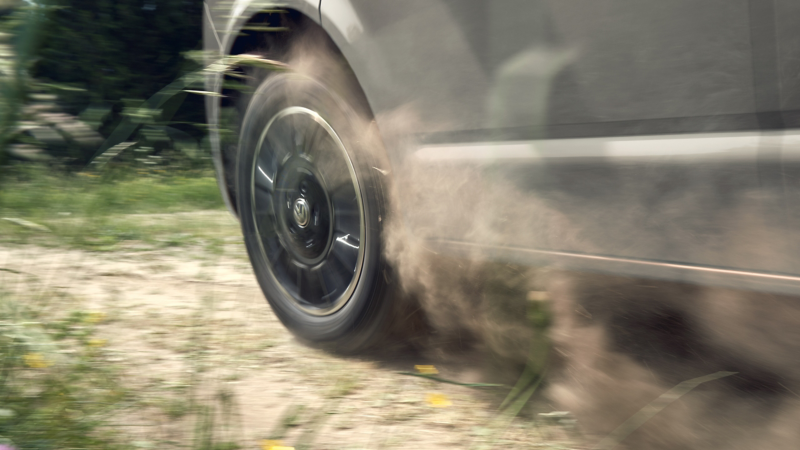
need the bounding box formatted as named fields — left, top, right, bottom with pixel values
left=0, top=211, right=573, bottom=450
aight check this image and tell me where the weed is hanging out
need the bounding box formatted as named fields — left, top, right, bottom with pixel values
left=0, top=290, right=131, bottom=449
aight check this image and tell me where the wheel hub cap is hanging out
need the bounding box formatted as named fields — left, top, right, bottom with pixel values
left=293, top=198, right=310, bottom=228
left=275, top=158, right=333, bottom=264
left=249, top=106, right=366, bottom=316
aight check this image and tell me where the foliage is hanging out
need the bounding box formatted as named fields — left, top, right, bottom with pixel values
left=1, top=0, right=207, bottom=166
left=0, top=291, right=131, bottom=449
left=0, top=164, right=227, bottom=250
left=33, top=0, right=202, bottom=105
left=0, top=3, right=44, bottom=163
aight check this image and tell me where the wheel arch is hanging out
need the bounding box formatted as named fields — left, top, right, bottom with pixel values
left=203, top=0, right=377, bottom=218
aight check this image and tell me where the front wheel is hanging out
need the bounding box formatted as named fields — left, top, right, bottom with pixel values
left=236, top=73, right=391, bottom=351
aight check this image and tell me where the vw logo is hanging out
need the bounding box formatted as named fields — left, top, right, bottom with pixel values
left=293, top=198, right=310, bottom=228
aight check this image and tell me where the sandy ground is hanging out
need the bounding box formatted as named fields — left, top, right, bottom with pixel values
left=0, top=212, right=574, bottom=450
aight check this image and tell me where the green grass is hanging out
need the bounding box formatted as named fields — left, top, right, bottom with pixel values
left=1, top=165, right=224, bottom=215
left=0, top=289, right=133, bottom=450
left=0, top=278, right=250, bottom=450
left=0, top=164, right=235, bottom=251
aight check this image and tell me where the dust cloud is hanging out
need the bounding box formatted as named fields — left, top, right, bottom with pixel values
left=381, top=141, right=800, bottom=449
left=368, top=64, right=800, bottom=450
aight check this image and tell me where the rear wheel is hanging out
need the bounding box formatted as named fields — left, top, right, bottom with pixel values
left=236, top=73, right=391, bottom=351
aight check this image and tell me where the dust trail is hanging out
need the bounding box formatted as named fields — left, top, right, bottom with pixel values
left=380, top=141, right=800, bottom=447
left=546, top=271, right=800, bottom=449
left=367, top=62, right=800, bottom=450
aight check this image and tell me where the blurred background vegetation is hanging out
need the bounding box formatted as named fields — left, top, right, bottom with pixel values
left=0, top=0, right=208, bottom=169
left=0, top=3, right=237, bottom=448
left=0, top=0, right=231, bottom=251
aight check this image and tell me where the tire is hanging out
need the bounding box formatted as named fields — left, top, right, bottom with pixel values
left=235, top=71, right=391, bottom=352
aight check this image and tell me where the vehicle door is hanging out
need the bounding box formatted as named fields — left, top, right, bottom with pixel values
left=322, top=0, right=791, bottom=287
left=775, top=0, right=800, bottom=278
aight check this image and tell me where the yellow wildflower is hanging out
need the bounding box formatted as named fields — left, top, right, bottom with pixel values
left=88, top=339, right=107, bottom=348
left=23, top=353, right=51, bottom=369
left=415, top=365, right=438, bottom=375
left=261, top=440, right=294, bottom=450
left=426, top=393, right=452, bottom=408
left=85, top=312, right=107, bottom=324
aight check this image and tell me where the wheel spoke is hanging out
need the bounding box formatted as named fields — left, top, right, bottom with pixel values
left=269, top=246, right=291, bottom=286
left=334, top=208, right=360, bottom=238
left=315, top=268, right=333, bottom=303
left=252, top=185, right=277, bottom=225
left=276, top=248, right=300, bottom=294
left=319, top=257, right=351, bottom=299
left=254, top=214, right=278, bottom=237
left=296, top=265, right=332, bottom=306
left=272, top=243, right=285, bottom=260
left=302, top=119, right=327, bottom=158
left=254, top=157, right=276, bottom=191
left=261, top=234, right=281, bottom=259
left=321, top=165, right=353, bottom=194
left=331, top=182, right=360, bottom=237
left=288, top=114, right=308, bottom=156
left=330, top=181, right=357, bottom=201
left=296, top=265, right=304, bottom=298
left=331, top=231, right=360, bottom=272
left=265, top=121, right=293, bottom=163
left=253, top=179, right=274, bottom=212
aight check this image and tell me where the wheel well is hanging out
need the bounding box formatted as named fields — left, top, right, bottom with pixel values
left=218, top=9, right=372, bottom=214
left=222, top=9, right=307, bottom=109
